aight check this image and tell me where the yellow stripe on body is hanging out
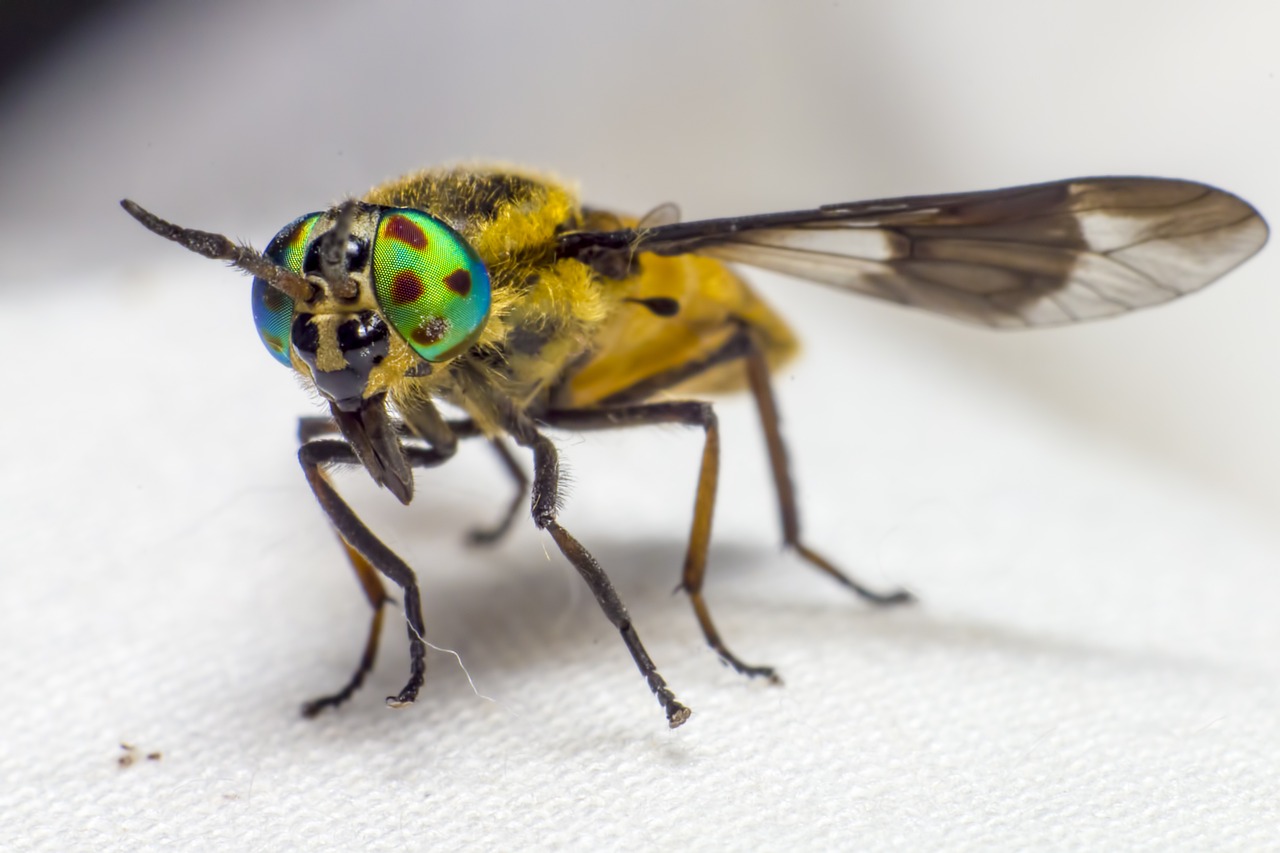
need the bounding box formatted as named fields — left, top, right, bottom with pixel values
left=561, top=252, right=798, bottom=408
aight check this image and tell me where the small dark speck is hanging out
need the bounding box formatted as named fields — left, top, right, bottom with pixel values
left=117, top=742, right=163, bottom=769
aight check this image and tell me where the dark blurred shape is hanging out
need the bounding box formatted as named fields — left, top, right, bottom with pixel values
left=0, top=0, right=141, bottom=94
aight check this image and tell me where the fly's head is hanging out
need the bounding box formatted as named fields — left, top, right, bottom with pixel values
left=249, top=202, right=492, bottom=409
left=121, top=198, right=492, bottom=502
left=123, top=198, right=491, bottom=408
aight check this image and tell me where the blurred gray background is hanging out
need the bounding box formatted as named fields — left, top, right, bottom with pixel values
left=5, top=4, right=1280, bottom=847
left=1, top=0, right=1276, bottom=514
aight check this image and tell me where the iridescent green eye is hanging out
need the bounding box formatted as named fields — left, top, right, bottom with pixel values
left=372, top=209, right=491, bottom=362
left=251, top=212, right=322, bottom=366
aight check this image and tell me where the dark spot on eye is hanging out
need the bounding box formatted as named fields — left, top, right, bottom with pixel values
left=411, top=316, right=449, bottom=346
left=262, top=288, right=290, bottom=312
left=390, top=271, right=424, bottom=304
left=384, top=214, right=427, bottom=249
left=372, top=355, right=383, bottom=366
left=443, top=268, right=471, bottom=296
left=264, top=334, right=285, bottom=352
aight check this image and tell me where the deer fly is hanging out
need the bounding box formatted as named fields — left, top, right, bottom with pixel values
left=122, top=166, right=1268, bottom=728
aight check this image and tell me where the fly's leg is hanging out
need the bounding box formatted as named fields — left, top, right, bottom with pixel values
left=467, top=438, right=529, bottom=546
left=543, top=403, right=777, bottom=683
left=743, top=337, right=914, bottom=606
left=299, top=416, right=525, bottom=547
left=298, top=415, right=487, bottom=443
left=300, top=530, right=390, bottom=717
left=567, top=324, right=909, bottom=685
left=298, top=415, right=340, bottom=443
left=297, top=439, right=452, bottom=713
left=519, top=428, right=692, bottom=728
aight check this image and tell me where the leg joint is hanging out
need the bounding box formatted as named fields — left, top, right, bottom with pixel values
left=298, top=438, right=356, bottom=469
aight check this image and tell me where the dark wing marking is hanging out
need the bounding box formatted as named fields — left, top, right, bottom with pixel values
left=557, top=177, right=1268, bottom=328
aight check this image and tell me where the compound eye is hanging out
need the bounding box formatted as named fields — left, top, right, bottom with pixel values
left=371, top=209, right=491, bottom=362
left=251, top=212, right=322, bottom=366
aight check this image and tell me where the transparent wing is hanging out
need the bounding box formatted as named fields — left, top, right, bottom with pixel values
left=557, top=177, right=1269, bottom=328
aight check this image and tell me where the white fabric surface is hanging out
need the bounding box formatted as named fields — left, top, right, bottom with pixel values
left=5, top=271, right=1280, bottom=851
left=2, top=2, right=1279, bottom=850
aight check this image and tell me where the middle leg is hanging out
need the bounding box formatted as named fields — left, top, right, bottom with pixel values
left=541, top=402, right=779, bottom=682
left=517, top=425, right=692, bottom=728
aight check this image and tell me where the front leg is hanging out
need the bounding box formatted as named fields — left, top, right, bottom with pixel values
left=519, top=428, right=692, bottom=729
left=299, top=414, right=524, bottom=547
left=298, top=438, right=451, bottom=712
